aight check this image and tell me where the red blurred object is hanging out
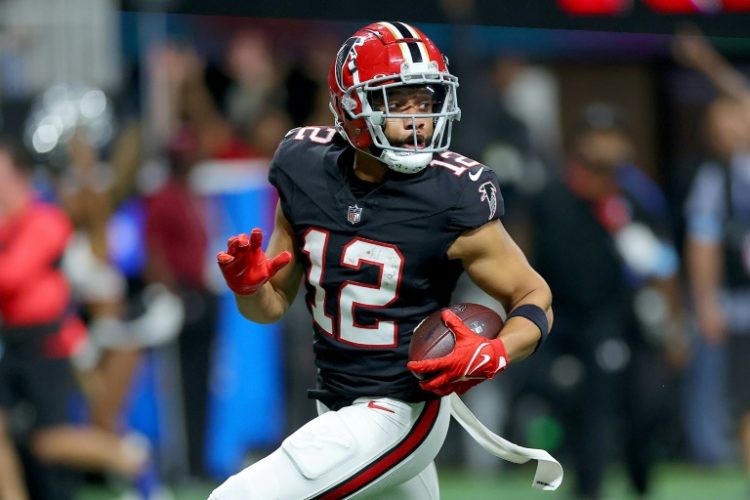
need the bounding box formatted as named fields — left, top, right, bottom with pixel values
left=723, top=0, right=750, bottom=11
left=145, top=176, right=210, bottom=289
left=43, top=316, right=88, bottom=359
left=0, top=203, right=72, bottom=326
left=557, top=0, right=631, bottom=15
left=595, top=195, right=631, bottom=233
left=643, top=0, right=718, bottom=13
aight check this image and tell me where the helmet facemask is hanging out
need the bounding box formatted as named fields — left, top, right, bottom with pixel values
left=334, top=61, right=460, bottom=174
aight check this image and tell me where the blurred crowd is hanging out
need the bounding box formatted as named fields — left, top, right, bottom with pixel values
left=1, top=3, right=750, bottom=499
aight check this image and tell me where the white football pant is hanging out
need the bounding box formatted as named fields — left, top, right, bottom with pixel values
left=208, top=396, right=451, bottom=499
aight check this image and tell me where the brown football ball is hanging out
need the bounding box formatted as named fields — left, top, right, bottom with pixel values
left=408, top=303, right=504, bottom=380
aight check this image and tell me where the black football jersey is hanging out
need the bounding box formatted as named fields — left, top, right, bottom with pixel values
left=268, top=126, right=504, bottom=405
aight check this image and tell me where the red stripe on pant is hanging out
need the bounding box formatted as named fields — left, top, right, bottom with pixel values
left=314, top=399, right=440, bottom=500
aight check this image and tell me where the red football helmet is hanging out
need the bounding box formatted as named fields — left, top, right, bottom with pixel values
left=328, top=21, right=461, bottom=174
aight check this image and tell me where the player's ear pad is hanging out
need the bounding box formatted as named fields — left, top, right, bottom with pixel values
left=282, top=411, right=356, bottom=480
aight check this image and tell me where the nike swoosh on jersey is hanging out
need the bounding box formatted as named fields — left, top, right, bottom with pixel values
left=468, top=167, right=484, bottom=182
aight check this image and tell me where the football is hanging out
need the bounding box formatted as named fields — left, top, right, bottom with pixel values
left=408, top=303, right=504, bottom=380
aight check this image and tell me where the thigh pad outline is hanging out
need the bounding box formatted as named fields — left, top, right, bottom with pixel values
left=281, top=410, right=357, bottom=480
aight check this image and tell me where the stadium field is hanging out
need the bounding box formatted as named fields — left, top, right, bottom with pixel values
left=77, top=463, right=746, bottom=499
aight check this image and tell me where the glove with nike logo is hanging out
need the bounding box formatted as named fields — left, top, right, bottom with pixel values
left=407, top=309, right=508, bottom=396
left=217, top=228, right=292, bottom=295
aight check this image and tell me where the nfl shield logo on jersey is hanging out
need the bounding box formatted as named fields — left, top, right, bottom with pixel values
left=347, top=204, right=363, bottom=224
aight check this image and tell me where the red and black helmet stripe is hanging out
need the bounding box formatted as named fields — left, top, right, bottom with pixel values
left=377, top=21, right=429, bottom=65
left=312, top=399, right=441, bottom=499
left=392, top=22, right=423, bottom=63
left=404, top=41, right=423, bottom=63
left=391, top=21, right=414, bottom=39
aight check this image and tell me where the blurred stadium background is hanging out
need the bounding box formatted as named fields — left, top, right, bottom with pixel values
left=1, top=0, right=750, bottom=499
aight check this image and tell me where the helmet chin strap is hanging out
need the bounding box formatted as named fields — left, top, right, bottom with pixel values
left=378, top=149, right=433, bottom=174
left=358, top=144, right=433, bottom=174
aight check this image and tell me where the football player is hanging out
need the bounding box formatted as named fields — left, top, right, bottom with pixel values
left=211, top=21, right=553, bottom=499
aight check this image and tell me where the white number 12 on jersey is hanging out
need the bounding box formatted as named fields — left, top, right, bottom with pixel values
left=302, top=228, right=404, bottom=348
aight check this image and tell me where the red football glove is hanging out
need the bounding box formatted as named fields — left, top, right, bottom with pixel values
left=407, top=309, right=508, bottom=396
left=217, top=228, right=292, bottom=295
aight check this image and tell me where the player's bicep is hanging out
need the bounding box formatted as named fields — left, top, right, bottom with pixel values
left=266, top=201, right=303, bottom=305
left=448, top=220, right=550, bottom=310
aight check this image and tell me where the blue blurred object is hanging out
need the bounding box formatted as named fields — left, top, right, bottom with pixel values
left=125, top=351, right=170, bottom=497
left=133, top=457, right=162, bottom=500
left=108, top=198, right=147, bottom=279
left=616, top=162, right=670, bottom=219
left=202, top=167, right=285, bottom=479
left=682, top=332, right=732, bottom=465
left=126, top=350, right=163, bottom=448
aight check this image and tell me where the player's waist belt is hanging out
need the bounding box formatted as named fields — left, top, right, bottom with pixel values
left=448, top=393, right=564, bottom=491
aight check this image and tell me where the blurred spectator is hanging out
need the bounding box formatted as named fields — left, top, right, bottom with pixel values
left=0, top=140, right=32, bottom=500
left=448, top=49, right=538, bottom=206
left=0, top=137, right=152, bottom=500
left=144, top=126, right=217, bottom=480
left=679, top=97, right=741, bottom=467
left=675, top=28, right=750, bottom=483
left=59, top=125, right=184, bottom=432
left=58, top=130, right=140, bottom=433
left=245, top=106, right=293, bottom=159
left=223, top=31, right=282, bottom=134
left=529, top=104, right=684, bottom=499
left=148, top=42, right=259, bottom=163
left=283, top=32, right=338, bottom=127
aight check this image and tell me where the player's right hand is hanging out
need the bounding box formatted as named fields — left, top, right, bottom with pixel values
left=408, top=310, right=508, bottom=396
left=217, top=228, right=292, bottom=295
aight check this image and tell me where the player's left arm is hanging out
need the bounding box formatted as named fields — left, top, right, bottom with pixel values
left=448, top=219, right=553, bottom=362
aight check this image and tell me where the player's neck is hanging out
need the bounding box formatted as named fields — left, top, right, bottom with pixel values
left=353, top=152, right=388, bottom=184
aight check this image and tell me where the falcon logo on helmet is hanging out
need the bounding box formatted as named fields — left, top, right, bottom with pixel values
left=334, top=36, right=365, bottom=93
left=328, top=21, right=461, bottom=174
